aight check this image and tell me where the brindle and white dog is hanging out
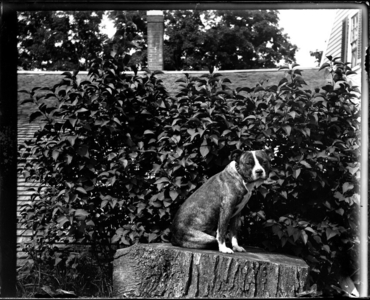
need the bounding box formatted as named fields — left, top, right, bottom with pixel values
left=171, top=149, right=273, bottom=254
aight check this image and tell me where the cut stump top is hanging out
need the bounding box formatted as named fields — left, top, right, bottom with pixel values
left=115, top=243, right=308, bottom=268
left=113, top=243, right=310, bottom=298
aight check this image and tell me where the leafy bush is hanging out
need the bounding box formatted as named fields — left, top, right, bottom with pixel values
left=18, top=56, right=361, bottom=296
left=16, top=244, right=112, bottom=297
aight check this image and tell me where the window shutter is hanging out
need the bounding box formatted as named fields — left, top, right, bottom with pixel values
left=341, top=17, right=349, bottom=63
left=357, top=12, right=362, bottom=61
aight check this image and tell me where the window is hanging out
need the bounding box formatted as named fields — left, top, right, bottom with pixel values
left=350, top=13, right=359, bottom=67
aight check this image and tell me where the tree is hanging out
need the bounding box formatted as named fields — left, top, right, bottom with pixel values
left=164, top=10, right=298, bottom=70
left=17, top=10, right=147, bottom=71
left=17, top=11, right=108, bottom=71
left=105, top=11, right=148, bottom=70
left=310, top=49, right=323, bottom=67
left=163, top=10, right=207, bottom=71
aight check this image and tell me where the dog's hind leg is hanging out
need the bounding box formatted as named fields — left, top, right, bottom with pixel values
left=172, top=229, right=218, bottom=250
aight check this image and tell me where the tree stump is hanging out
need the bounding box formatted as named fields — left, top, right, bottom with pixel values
left=113, top=243, right=310, bottom=298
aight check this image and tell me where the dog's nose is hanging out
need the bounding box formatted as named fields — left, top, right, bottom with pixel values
left=256, top=169, right=264, bottom=176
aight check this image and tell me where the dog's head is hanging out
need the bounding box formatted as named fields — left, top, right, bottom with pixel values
left=231, top=149, right=271, bottom=183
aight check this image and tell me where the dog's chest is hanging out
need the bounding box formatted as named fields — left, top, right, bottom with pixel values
left=232, top=191, right=252, bottom=218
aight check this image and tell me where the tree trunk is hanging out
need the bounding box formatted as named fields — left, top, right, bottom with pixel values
left=113, top=243, right=310, bottom=298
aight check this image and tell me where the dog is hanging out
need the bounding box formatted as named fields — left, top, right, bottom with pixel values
left=170, top=149, right=273, bottom=254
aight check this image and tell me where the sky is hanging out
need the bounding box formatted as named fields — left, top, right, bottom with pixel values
left=277, top=9, right=337, bottom=67
left=100, top=9, right=338, bottom=68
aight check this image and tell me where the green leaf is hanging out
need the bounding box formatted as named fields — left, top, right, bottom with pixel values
left=66, top=135, right=78, bottom=146
left=57, top=216, right=69, bottom=226
left=76, top=187, right=87, bottom=194
left=287, top=226, right=295, bottom=236
left=326, top=228, right=338, bottom=240
left=52, top=150, right=59, bottom=161
left=76, top=108, right=88, bottom=114
left=111, top=234, right=121, bottom=244
left=18, top=89, right=31, bottom=94
left=254, top=86, right=265, bottom=92
left=148, top=233, right=158, bottom=243
left=221, top=129, right=232, bottom=136
left=288, top=111, right=296, bottom=119
left=151, top=201, right=162, bottom=208
left=20, top=98, right=34, bottom=105
left=319, top=62, right=330, bottom=71
left=342, top=182, right=354, bottom=193
left=163, top=200, right=172, bottom=207
left=62, top=71, right=73, bottom=78
left=200, top=145, right=210, bottom=157
left=108, top=153, right=117, bottom=161
left=336, top=208, right=344, bottom=216
left=278, top=78, right=288, bottom=87
left=236, top=86, right=252, bottom=93
left=75, top=209, right=89, bottom=220
left=243, top=115, right=256, bottom=121
left=348, top=193, right=360, bottom=205
left=301, top=230, right=308, bottom=244
left=293, top=168, right=301, bottom=179
left=293, top=230, right=300, bottom=242
left=154, top=177, right=170, bottom=184
left=68, top=118, right=77, bottom=127
left=54, top=258, right=63, bottom=266
left=282, top=125, right=291, bottom=136
left=169, top=190, right=178, bottom=201
left=346, top=165, right=359, bottom=175
left=144, top=130, right=155, bottom=135
left=334, top=191, right=345, bottom=201
left=187, top=128, right=200, bottom=141
left=113, top=117, right=121, bottom=125
left=322, top=245, right=330, bottom=253
left=294, top=75, right=307, bottom=85
left=299, top=160, right=311, bottom=168
left=280, top=191, right=287, bottom=199
left=29, top=111, right=43, bottom=123
left=334, top=80, right=347, bottom=91
left=304, top=227, right=316, bottom=234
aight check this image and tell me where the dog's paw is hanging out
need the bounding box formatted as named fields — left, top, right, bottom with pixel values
left=232, top=245, right=246, bottom=252
left=219, top=245, right=234, bottom=254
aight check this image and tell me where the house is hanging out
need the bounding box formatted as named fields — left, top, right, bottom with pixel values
left=321, top=8, right=364, bottom=89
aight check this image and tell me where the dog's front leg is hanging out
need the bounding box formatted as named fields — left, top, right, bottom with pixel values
left=217, top=196, right=234, bottom=254
left=230, top=213, right=246, bottom=252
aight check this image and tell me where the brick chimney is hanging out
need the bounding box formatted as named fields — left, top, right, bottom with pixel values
left=147, top=10, right=164, bottom=71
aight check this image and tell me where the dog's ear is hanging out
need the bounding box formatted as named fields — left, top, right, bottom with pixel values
left=264, top=147, right=273, bottom=157
left=230, top=149, right=243, bottom=162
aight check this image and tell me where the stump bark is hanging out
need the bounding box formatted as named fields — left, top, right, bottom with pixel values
left=113, top=243, right=310, bottom=298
